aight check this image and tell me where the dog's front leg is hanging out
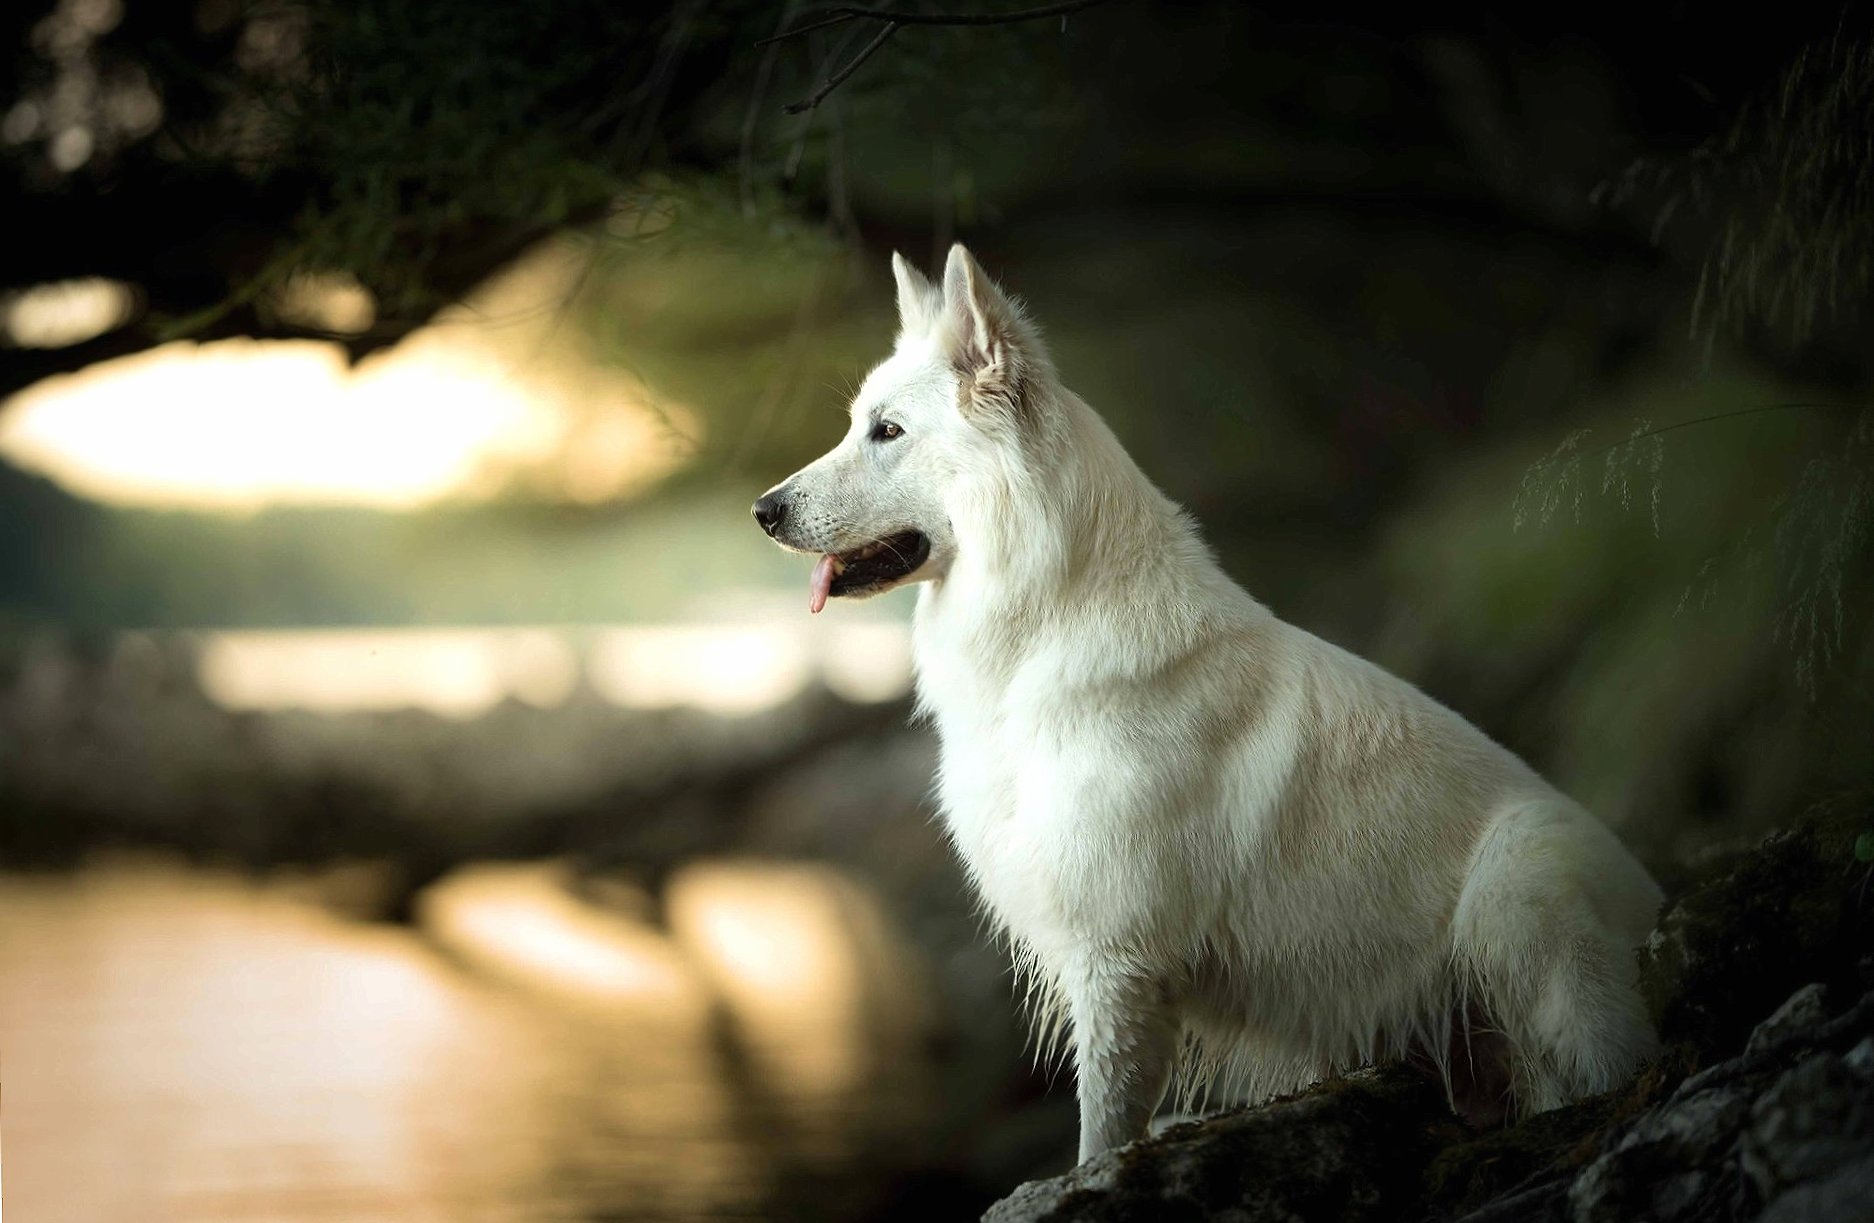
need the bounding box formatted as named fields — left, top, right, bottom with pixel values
left=1065, top=957, right=1178, bottom=1162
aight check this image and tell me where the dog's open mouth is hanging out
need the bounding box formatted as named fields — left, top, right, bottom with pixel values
left=808, top=530, right=930, bottom=613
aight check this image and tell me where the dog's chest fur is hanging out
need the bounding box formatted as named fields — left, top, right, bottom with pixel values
left=914, top=604, right=1131, bottom=955
left=911, top=581, right=1286, bottom=967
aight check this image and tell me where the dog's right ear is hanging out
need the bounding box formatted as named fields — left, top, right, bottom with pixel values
left=940, top=243, right=1035, bottom=420
left=892, top=251, right=938, bottom=336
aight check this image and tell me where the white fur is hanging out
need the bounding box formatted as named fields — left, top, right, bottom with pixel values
left=759, top=246, right=1663, bottom=1162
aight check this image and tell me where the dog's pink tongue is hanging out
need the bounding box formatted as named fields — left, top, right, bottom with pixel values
left=808, top=554, right=837, bottom=614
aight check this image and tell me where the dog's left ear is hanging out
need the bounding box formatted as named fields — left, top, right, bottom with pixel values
left=892, top=251, right=938, bottom=335
left=941, top=244, right=1031, bottom=416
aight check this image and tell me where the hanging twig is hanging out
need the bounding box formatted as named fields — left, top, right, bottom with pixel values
left=761, top=0, right=1114, bottom=113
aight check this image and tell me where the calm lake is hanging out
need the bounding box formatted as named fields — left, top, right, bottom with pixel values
left=0, top=857, right=958, bottom=1222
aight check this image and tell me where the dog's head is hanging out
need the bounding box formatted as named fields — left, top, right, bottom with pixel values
left=753, top=244, right=1046, bottom=611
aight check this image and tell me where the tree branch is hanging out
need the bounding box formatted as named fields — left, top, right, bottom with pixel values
left=0, top=309, right=419, bottom=405
left=761, top=0, right=1114, bottom=112
left=759, top=0, right=1112, bottom=44
left=783, top=20, right=899, bottom=114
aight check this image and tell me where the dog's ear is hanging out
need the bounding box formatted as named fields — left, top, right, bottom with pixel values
left=892, top=251, right=938, bottom=335
left=940, top=244, right=1030, bottom=416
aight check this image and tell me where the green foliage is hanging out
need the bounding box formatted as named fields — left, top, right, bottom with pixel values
left=180, top=0, right=1094, bottom=326
left=1603, top=28, right=1874, bottom=351
left=1513, top=422, right=1664, bottom=536
left=147, top=1, right=821, bottom=330
left=1513, top=403, right=1871, bottom=696
left=1529, top=27, right=1874, bottom=696
left=241, top=1, right=647, bottom=318
left=564, top=177, right=886, bottom=478
left=1769, top=410, right=1873, bottom=693
left=1381, top=367, right=1873, bottom=842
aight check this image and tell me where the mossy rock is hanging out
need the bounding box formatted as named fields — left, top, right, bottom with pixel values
left=1638, top=802, right=1874, bottom=1062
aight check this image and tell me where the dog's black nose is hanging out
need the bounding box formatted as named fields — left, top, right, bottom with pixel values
left=752, top=493, right=785, bottom=536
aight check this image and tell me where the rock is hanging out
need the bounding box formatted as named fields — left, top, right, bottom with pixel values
left=1569, top=985, right=1874, bottom=1223
left=987, top=981, right=1874, bottom=1223
left=1746, top=984, right=1833, bottom=1057
left=1741, top=1044, right=1874, bottom=1194
left=1755, top=1159, right=1874, bottom=1223
left=984, top=808, right=1874, bottom=1222
left=982, top=1067, right=1462, bottom=1223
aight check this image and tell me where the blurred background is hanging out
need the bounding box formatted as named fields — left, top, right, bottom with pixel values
left=1, top=1, right=1870, bottom=1219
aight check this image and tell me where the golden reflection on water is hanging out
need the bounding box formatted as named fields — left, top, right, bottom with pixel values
left=665, top=862, right=933, bottom=1101
left=0, top=857, right=936, bottom=1222
left=421, top=863, right=708, bottom=1017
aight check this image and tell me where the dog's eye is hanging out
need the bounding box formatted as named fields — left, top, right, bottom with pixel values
left=871, top=420, right=904, bottom=442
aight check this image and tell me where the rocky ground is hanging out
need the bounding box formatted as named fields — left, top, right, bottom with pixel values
left=985, top=810, right=1874, bottom=1222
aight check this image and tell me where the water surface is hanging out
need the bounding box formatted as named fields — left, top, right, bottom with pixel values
left=0, top=858, right=944, bottom=1222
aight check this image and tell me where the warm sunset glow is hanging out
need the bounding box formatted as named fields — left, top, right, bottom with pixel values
left=589, top=626, right=813, bottom=714
left=196, top=628, right=579, bottom=718
left=587, top=622, right=913, bottom=714
left=2, top=338, right=527, bottom=509
left=193, top=622, right=914, bottom=718
left=1, top=276, right=136, bottom=348
left=0, top=244, right=698, bottom=510
left=271, top=271, right=377, bottom=335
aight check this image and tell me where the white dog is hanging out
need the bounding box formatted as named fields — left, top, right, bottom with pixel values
left=754, top=245, right=1662, bottom=1162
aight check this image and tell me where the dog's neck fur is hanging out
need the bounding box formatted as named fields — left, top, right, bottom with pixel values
left=915, top=378, right=1256, bottom=690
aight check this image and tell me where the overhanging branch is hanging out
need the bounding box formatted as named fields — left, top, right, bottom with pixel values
left=759, top=0, right=1114, bottom=112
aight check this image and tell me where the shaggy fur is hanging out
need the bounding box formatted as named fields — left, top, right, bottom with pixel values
left=756, top=245, right=1663, bottom=1162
